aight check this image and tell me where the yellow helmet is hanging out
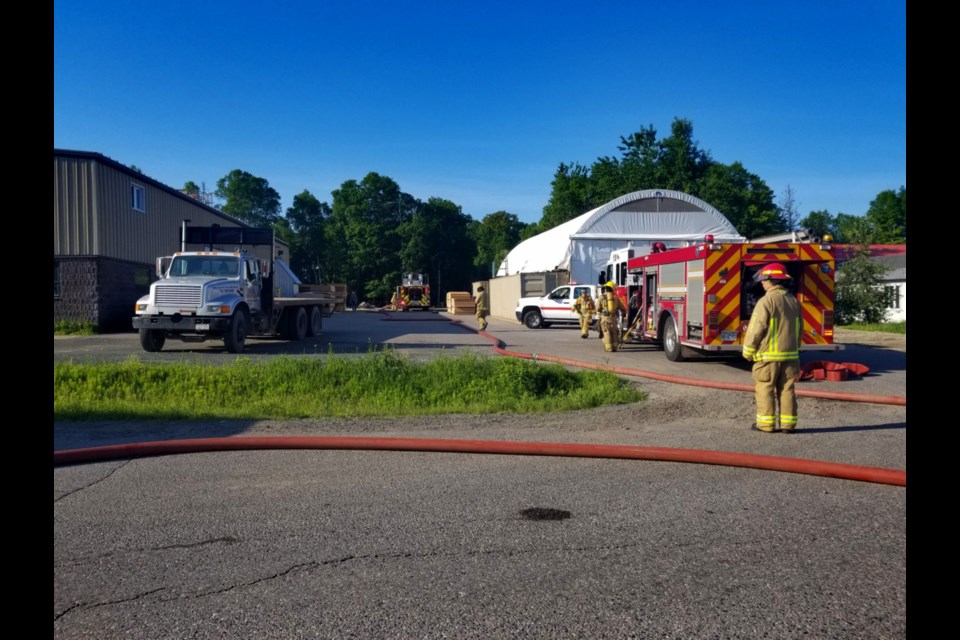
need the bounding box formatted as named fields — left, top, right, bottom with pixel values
left=605, top=281, right=616, bottom=290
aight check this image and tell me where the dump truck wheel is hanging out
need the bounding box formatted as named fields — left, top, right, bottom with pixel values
left=224, top=312, right=247, bottom=354
left=139, top=329, right=165, bottom=352
left=288, top=307, right=308, bottom=341
left=306, top=306, right=323, bottom=337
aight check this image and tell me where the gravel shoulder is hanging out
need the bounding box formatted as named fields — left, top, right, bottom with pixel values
left=833, top=327, right=906, bottom=352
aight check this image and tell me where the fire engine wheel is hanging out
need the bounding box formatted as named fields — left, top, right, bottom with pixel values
left=287, top=307, right=308, bottom=341
left=139, top=328, right=165, bottom=352
left=663, top=319, right=686, bottom=362
left=523, top=309, right=544, bottom=329
left=306, top=306, right=323, bottom=337
left=224, top=312, right=247, bottom=354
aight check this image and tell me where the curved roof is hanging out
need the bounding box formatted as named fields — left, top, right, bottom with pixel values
left=498, top=189, right=744, bottom=276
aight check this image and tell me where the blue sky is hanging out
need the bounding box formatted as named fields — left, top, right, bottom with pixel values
left=54, top=1, right=906, bottom=226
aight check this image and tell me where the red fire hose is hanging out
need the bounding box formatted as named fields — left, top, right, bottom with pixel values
left=53, top=436, right=905, bottom=486
left=457, top=320, right=906, bottom=407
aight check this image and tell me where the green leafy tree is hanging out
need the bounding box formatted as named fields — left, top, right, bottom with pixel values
left=799, top=209, right=838, bottom=239
left=698, top=162, right=783, bottom=239
left=835, top=213, right=877, bottom=245
left=399, top=197, right=476, bottom=304
left=331, top=173, right=410, bottom=302
left=215, top=169, right=282, bottom=227
left=654, top=118, right=713, bottom=193
left=865, top=186, right=906, bottom=242
left=519, top=221, right=541, bottom=242
left=284, top=190, right=332, bottom=283
left=183, top=181, right=201, bottom=197
left=539, top=162, right=594, bottom=232
left=470, top=211, right=528, bottom=277
left=835, top=247, right=890, bottom=324
left=539, top=118, right=781, bottom=239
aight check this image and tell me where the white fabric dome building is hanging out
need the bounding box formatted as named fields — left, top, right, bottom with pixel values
left=498, top=189, right=745, bottom=284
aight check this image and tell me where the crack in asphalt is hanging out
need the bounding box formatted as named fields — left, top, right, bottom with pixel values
left=54, top=460, right=131, bottom=503
left=176, top=555, right=357, bottom=600
left=55, top=541, right=659, bottom=621
left=54, top=587, right=166, bottom=622
left=54, top=536, right=242, bottom=568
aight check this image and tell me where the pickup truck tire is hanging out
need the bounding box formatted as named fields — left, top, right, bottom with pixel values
left=288, top=307, right=308, bottom=341
left=663, top=318, right=685, bottom=362
left=224, top=312, right=247, bottom=354
left=523, top=309, right=545, bottom=329
left=306, top=306, right=323, bottom=337
left=139, top=328, right=165, bottom=352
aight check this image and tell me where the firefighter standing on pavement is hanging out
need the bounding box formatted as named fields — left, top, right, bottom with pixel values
left=474, top=285, right=489, bottom=331
left=742, top=263, right=801, bottom=433
left=599, top=281, right=626, bottom=352
left=571, top=289, right=596, bottom=339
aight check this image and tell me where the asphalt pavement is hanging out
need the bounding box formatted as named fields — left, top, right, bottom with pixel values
left=54, top=310, right=907, bottom=639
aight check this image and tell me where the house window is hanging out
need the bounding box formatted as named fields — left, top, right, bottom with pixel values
left=131, top=183, right=145, bottom=212
left=54, top=261, right=61, bottom=299
left=884, top=285, right=901, bottom=310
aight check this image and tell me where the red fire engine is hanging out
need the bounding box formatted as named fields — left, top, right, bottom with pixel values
left=394, top=273, right=431, bottom=311
left=620, top=236, right=842, bottom=361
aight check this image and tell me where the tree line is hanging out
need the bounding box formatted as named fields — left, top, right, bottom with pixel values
left=181, top=117, right=905, bottom=306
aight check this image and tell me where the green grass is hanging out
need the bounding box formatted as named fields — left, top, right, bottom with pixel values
left=54, top=320, right=98, bottom=335
left=839, top=321, right=906, bottom=335
left=54, top=351, right=645, bottom=420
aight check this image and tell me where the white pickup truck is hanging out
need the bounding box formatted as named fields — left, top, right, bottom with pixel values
left=514, top=284, right=604, bottom=329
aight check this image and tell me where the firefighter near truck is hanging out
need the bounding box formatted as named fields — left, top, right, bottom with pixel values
left=132, top=225, right=339, bottom=354
left=607, top=236, right=842, bottom=361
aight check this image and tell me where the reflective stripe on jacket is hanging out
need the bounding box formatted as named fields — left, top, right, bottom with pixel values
left=572, top=297, right=595, bottom=316
left=742, top=286, right=801, bottom=362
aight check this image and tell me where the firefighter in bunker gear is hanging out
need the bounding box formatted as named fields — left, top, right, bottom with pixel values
left=742, top=263, right=801, bottom=433
left=571, top=289, right=596, bottom=338
left=600, top=282, right=626, bottom=352
left=474, top=285, right=489, bottom=331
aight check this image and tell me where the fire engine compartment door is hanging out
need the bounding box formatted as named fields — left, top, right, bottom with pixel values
left=740, top=260, right=803, bottom=320
left=643, top=270, right=658, bottom=334
left=685, top=259, right=704, bottom=340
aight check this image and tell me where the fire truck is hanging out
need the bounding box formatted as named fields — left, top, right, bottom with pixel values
left=394, top=273, right=431, bottom=311
left=620, top=236, right=842, bottom=361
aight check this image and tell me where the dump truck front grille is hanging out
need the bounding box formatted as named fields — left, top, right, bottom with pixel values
left=155, top=285, right=203, bottom=306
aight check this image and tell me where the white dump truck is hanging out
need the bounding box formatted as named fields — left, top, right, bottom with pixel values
left=132, top=225, right=339, bottom=353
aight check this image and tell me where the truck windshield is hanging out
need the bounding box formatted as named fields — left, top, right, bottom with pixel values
left=168, top=256, right=239, bottom=277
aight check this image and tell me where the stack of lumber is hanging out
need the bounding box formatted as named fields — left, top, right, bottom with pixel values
left=331, top=283, right=348, bottom=311
left=446, top=291, right=475, bottom=314
left=302, top=283, right=349, bottom=311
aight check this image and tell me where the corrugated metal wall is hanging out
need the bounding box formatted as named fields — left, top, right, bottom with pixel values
left=54, top=155, right=244, bottom=263
left=54, top=157, right=97, bottom=255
